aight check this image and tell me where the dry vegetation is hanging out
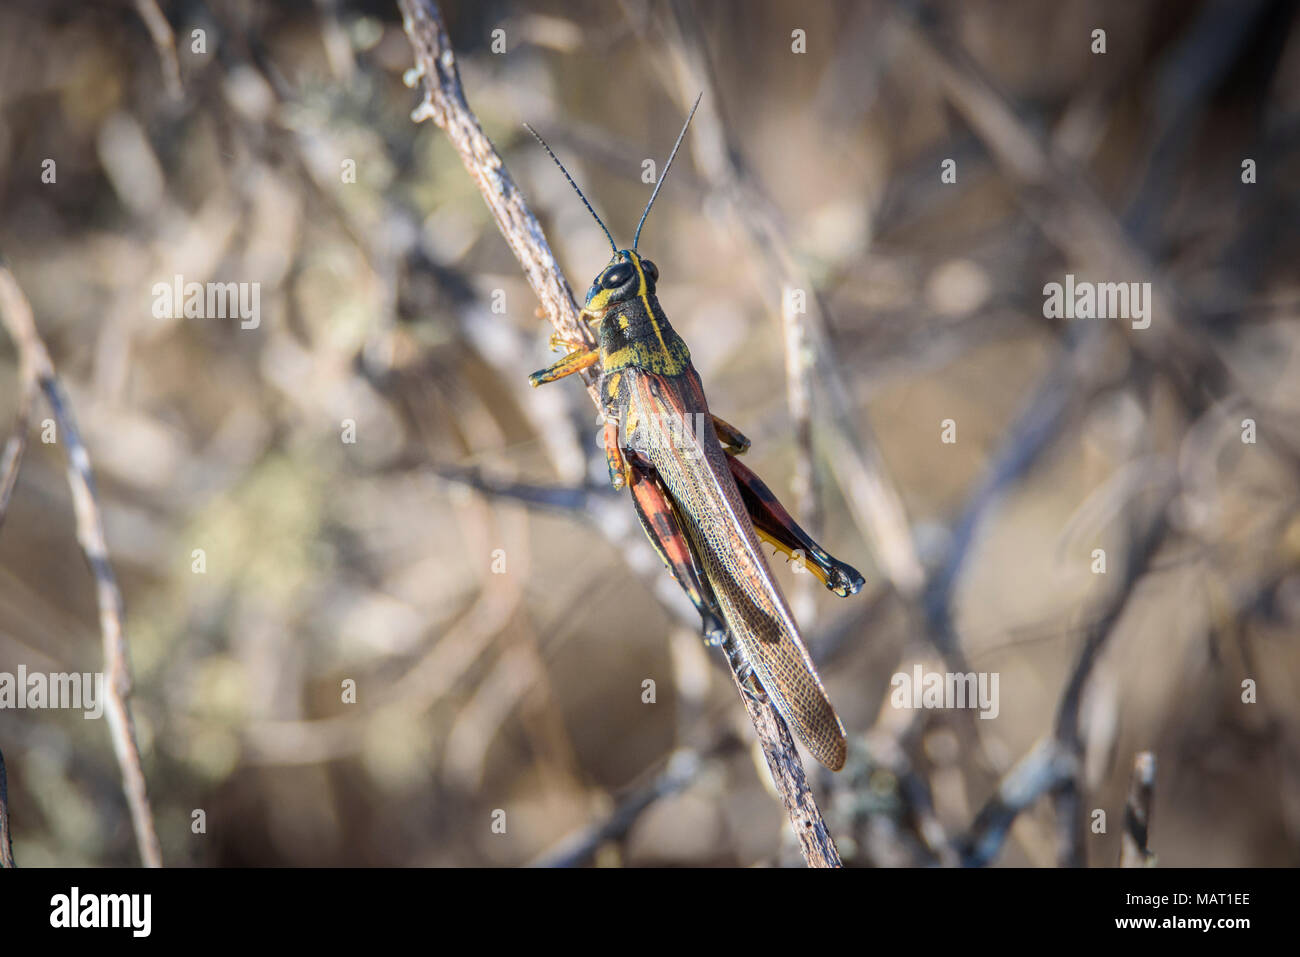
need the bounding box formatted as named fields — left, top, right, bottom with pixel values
left=0, top=0, right=1298, bottom=866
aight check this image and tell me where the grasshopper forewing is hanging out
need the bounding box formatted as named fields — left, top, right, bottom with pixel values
left=525, top=98, right=864, bottom=771
left=617, top=366, right=850, bottom=770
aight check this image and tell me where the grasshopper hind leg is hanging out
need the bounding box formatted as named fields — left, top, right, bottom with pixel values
left=624, top=450, right=728, bottom=645
left=726, top=452, right=866, bottom=598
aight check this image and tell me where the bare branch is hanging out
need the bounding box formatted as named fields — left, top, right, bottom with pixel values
left=733, top=672, right=842, bottom=867
left=0, top=264, right=162, bottom=868
left=396, top=0, right=840, bottom=867
left=962, top=496, right=1172, bottom=867
left=923, top=342, right=1092, bottom=652
left=531, top=750, right=701, bottom=868
left=962, top=737, right=1077, bottom=868
left=397, top=0, right=599, bottom=410
left=888, top=2, right=1300, bottom=462
left=1119, top=751, right=1157, bottom=867
left=132, top=0, right=183, bottom=101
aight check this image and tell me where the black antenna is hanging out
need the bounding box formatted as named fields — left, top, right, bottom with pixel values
left=523, top=124, right=618, bottom=254
left=633, top=92, right=702, bottom=252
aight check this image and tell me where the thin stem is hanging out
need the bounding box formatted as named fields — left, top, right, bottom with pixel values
left=397, top=0, right=840, bottom=867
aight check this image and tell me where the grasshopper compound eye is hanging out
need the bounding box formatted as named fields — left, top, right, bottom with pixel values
left=602, top=264, right=634, bottom=288
left=641, top=260, right=659, bottom=283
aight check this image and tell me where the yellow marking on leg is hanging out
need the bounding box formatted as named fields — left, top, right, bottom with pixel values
left=529, top=348, right=599, bottom=387
left=754, top=528, right=833, bottom=590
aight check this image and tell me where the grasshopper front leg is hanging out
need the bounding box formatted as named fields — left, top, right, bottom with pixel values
left=527, top=308, right=606, bottom=387
left=726, top=452, right=866, bottom=597
left=528, top=345, right=599, bottom=387
left=623, top=449, right=728, bottom=645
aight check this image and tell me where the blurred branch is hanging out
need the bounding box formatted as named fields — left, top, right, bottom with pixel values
left=1050, top=499, right=1170, bottom=867
left=844, top=694, right=958, bottom=866
left=1119, top=751, right=1157, bottom=867
left=923, top=337, right=1092, bottom=652
left=312, top=0, right=357, bottom=83
left=0, top=264, right=162, bottom=868
left=960, top=736, right=1076, bottom=867
left=532, top=750, right=701, bottom=867
left=888, top=1, right=1300, bottom=463
left=660, top=1, right=926, bottom=600
left=245, top=494, right=524, bottom=764
left=397, top=0, right=600, bottom=410
left=779, top=254, right=819, bottom=532
left=0, top=304, right=36, bottom=532
left=0, top=746, right=13, bottom=867
left=963, top=492, right=1172, bottom=866
left=132, top=0, right=183, bottom=101
left=432, top=466, right=601, bottom=512
left=397, top=0, right=840, bottom=867
left=781, top=293, right=820, bottom=619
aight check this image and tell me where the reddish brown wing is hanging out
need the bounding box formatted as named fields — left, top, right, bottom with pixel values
left=619, top=365, right=847, bottom=770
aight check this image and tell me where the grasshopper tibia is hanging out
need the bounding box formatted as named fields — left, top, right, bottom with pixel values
left=528, top=346, right=599, bottom=387
left=725, top=451, right=866, bottom=598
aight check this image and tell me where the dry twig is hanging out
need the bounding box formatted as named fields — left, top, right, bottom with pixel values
left=962, top=498, right=1171, bottom=866
left=398, top=0, right=600, bottom=410
left=397, top=0, right=841, bottom=867
left=0, top=264, right=162, bottom=867
left=132, top=0, right=183, bottom=101
left=531, top=750, right=701, bottom=868
left=1119, top=751, right=1157, bottom=867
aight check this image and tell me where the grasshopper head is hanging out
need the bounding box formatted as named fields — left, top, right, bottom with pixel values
left=584, top=249, right=659, bottom=313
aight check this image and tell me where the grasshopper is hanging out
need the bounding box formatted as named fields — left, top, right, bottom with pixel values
left=525, top=97, right=864, bottom=771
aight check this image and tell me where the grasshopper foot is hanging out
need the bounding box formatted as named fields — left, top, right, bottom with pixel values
left=701, top=611, right=728, bottom=647
left=825, top=561, right=866, bottom=598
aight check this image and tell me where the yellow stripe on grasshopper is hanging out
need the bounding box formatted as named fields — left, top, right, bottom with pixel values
left=626, top=252, right=669, bottom=356
left=754, top=528, right=835, bottom=591
left=603, top=341, right=689, bottom=376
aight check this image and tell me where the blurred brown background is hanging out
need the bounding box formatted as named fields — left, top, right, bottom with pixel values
left=1, top=0, right=1298, bottom=866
